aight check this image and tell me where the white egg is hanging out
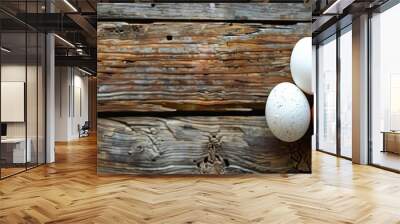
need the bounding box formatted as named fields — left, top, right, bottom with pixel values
left=290, top=37, right=313, bottom=95
left=265, top=82, right=310, bottom=142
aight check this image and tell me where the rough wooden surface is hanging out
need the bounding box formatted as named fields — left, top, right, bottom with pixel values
left=98, top=116, right=311, bottom=174
left=97, top=3, right=311, bottom=21
left=98, top=22, right=310, bottom=112
left=97, top=3, right=312, bottom=175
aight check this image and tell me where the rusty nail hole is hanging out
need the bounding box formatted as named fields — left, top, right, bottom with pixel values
left=166, top=35, right=173, bottom=41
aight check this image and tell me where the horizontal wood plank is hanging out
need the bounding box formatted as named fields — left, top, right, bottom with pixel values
left=97, top=3, right=311, bottom=22
left=97, top=116, right=311, bottom=174
left=97, top=22, right=310, bottom=112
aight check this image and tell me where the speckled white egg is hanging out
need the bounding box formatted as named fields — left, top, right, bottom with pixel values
left=265, top=82, right=310, bottom=142
left=290, top=37, right=313, bottom=95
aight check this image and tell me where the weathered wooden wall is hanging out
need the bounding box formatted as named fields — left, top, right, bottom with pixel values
left=97, top=3, right=311, bottom=21
left=98, top=22, right=309, bottom=112
left=98, top=116, right=311, bottom=174
left=97, top=3, right=312, bottom=175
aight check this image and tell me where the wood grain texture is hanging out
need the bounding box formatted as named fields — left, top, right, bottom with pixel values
left=98, top=22, right=311, bottom=112
left=98, top=116, right=311, bottom=174
left=97, top=3, right=312, bottom=176
left=97, top=3, right=311, bottom=21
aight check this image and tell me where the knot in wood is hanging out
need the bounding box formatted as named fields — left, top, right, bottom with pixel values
left=197, top=135, right=226, bottom=174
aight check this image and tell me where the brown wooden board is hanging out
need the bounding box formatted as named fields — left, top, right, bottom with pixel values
left=98, top=116, right=311, bottom=174
left=97, top=3, right=311, bottom=21
left=98, top=22, right=311, bottom=112
left=97, top=3, right=312, bottom=175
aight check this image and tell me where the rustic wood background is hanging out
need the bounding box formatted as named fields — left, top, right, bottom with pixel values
left=98, top=116, right=311, bottom=174
left=98, top=22, right=310, bottom=112
left=97, top=3, right=310, bottom=22
left=97, top=3, right=312, bottom=175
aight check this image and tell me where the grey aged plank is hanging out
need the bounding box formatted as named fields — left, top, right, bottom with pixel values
left=97, top=116, right=311, bottom=175
left=97, top=22, right=310, bottom=112
left=97, top=3, right=311, bottom=21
